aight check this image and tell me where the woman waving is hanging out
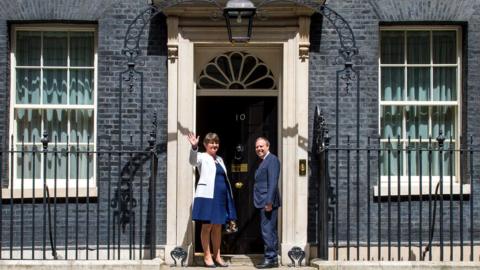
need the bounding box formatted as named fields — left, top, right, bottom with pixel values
left=187, top=132, right=237, bottom=267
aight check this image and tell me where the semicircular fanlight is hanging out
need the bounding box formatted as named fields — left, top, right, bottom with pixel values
left=198, top=51, right=277, bottom=90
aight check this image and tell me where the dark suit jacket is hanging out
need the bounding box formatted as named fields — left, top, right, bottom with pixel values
left=254, top=152, right=281, bottom=208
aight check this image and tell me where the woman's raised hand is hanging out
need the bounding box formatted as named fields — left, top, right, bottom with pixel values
left=187, top=133, right=200, bottom=149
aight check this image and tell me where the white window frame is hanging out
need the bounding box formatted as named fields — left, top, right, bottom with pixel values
left=376, top=25, right=469, bottom=196
left=5, top=24, right=98, bottom=198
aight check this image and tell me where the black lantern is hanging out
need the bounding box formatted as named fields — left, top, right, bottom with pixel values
left=223, top=0, right=256, bottom=43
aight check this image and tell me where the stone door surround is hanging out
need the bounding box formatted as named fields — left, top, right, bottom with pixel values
left=163, top=4, right=312, bottom=265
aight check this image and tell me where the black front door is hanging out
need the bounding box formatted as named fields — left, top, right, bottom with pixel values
left=195, top=96, right=277, bottom=254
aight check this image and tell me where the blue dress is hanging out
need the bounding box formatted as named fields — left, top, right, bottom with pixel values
left=192, top=163, right=230, bottom=224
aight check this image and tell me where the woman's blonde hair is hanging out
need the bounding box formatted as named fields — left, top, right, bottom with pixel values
left=203, top=132, right=220, bottom=145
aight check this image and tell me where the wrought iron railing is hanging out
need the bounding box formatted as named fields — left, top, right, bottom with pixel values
left=0, top=129, right=160, bottom=260
left=313, top=107, right=479, bottom=261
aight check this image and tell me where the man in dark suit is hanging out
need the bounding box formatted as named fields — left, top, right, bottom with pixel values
left=253, top=137, right=281, bottom=269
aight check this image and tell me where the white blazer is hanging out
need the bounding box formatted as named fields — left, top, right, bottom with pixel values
left=189, top=148, right=233, bottom=199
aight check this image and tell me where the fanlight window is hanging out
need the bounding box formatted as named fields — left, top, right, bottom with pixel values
left=198, top=51, right=276, bottom=90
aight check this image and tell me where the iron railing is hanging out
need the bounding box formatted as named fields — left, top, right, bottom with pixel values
left=314, top=108, right=479, bottom=261
left=0, top=130, right=160, bottom=260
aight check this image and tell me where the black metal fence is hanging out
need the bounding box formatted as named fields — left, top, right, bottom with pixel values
left=314, top=109, right=479, bottom=262
left=0, top=131, right=160, bottom=260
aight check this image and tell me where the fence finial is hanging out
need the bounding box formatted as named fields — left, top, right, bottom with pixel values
left=149, top=112, right=157, bottom=149
left=324, top=129, right=330, bottom=148
left=41, top=130, right=49, bottom=151
left=437, top=130, right=445, bottom=148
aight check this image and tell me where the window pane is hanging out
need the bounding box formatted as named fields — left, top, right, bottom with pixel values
left=46, top=145, right=67, bottom=179
left=216, top=55, right=233, bottom=81
left=381, top=67, right=403, bottom=101
left=16, top=69, right=40, bottom=104
left=406, top=106, right=428, bottom=139
left=381, top=31, right=404, bottom=64
left=248, top=77, right=275, bottom=89
left=381, top=142, right=403, bottom=176
left=408, top=142, right=430, bottom=176
left=431, top=142, right=455, bottom=176
left=407, top=67, right=430, bottom=101
left=443, top=142, right=456, bottom=176
left=16, top=145, right=41, bottom=180
left=245, top=65, right=268, bottom=85
left=433, top=31, right=456, bottom=64
left=15, top=109, right=41, bottom=143
left=231, top=52, right=242, bottom=81
left=205, top=64, right=228, bottom=85
left=70, top=32, right=94, bottom=66
left=69, top=146, right=94, bottom=179
left=70, top=110, right=94, bottom=143
left=198, top=76, right=226, bottom=89
left=432, top=106, right=455, bottom=139
left=43, top=32, right=68, bottom=66
left=43, top=69, right=67, bottom=104
left=70, top=69, right=94, bottom=104
left=241, top=55, right=257, bottom=81
left=16, top=32, right=41, bottom=66
left=433, top=67, right=456, bottom=101
left=44, top=109, right=68, bottom=143
left=381, top=106, right=403, bottom=139
left=407, top=31, right=430, bottom=64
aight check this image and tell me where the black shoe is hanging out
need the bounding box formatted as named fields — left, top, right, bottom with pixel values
left=204, top=261, right=216, bottom=268
left=214, top=259, right=228, bottom=267
left=255, top=260, right=279, bottom=269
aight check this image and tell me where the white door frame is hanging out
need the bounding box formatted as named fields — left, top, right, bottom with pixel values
left=164, top=10, right=311, bottom=265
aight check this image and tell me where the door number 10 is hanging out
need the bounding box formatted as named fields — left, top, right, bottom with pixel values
left=235, top=113, right=246, bottom=121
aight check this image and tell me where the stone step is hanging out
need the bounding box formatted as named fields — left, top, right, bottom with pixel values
left=193, top=254, right=264, bottom=266
left=184, top=254, right=313, bottom=269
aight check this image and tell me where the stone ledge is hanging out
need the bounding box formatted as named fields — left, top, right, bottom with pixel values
left=0, top=259, right=164, bottom=270
left=311, top=260, right=480, bottom=269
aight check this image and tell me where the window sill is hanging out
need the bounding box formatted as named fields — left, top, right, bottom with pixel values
left=1, top=187, right=98, bottom=200
left=374, top=182, right=470, bottom=198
